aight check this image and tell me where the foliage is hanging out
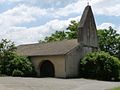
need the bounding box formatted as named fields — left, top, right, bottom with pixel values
left=8, top=53, right=36, bottom=77
left=0, top=39, right=36, bottom=77
left=97, top=26, right=120, bottom=59
left=0, top=39, right=16, bottom=74
left=66, top=20, right=79, bottom=39
left=40, top=20, right=120, bottom=59
left=43, top=31, right=67, bottom=43
left=12, top=69, right=24, bottom=77
left=80, top=51, right=120, bottom=81
left=40, top=20, right=79, bottom=43
left=0, top=39, right=16, bottom=52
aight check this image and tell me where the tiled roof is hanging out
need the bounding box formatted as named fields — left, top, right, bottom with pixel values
left=16, top=39, right=79, bottom=56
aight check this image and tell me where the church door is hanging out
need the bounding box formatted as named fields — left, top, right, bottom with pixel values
left=40, top=60, right=55, bottom=77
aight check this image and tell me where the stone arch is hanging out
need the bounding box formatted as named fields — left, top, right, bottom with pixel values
left=40, top=60, right=55, bottom=77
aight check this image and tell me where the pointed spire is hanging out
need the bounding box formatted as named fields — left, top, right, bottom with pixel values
left=77, top=5, right=98, bottom=48
left=79, top=5, right=96, bottom=28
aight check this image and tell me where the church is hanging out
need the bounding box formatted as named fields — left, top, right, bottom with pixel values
left=16, top=5, right=98, bottom=78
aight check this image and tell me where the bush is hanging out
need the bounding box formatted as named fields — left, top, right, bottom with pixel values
left=80, top=51, right=120, bottom=81
left=8, top=53, right=36, bottom=77
left=0, top=52, right=36, bottom=77
left=12, top=69, right=24, bottom=77
left=0, top=39, right=36, bottom=77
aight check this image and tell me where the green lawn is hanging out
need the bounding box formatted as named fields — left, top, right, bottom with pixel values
left=109, top=87, right=120, bottom=90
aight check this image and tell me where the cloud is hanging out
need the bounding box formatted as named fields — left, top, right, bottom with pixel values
left=117, top=26, right=120, bottom=33
left=1, top=0, right=120, bottom=17
left=0, top=16, right=80, bottom=45
left=0, top=0, right=120, bottom=45
left=52, top=0, right=120, bottom=17
left=97, top=23, right=115, bottom=29
left=0, top=4, right=47, bottom=26
left=94, top=3, right=120, bottom=16
left=52, top=0, right=86, bottom=17
left=2, top=0, right=120, bottom=17
left=0, top=4, right=48, bottom=45
left=97, top=22, right=120, bottom=34
left=0, top=0, right=6, bottom=3
left=1, top=0, right=78, bottom=9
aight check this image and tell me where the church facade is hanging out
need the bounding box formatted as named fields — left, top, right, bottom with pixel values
left=17, top=5, right=98, bottom=78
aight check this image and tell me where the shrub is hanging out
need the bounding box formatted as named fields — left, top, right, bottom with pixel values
left=8, top=53, right=36, bottom=77
left=0, top=52, right=36, bottom=77
left=12, top=69, right=24, bottom=77
left=0, top=39, right=36, bottom=77
left=80, top=51, right=120, bottom=81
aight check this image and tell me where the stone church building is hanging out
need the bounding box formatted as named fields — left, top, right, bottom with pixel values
left=17, top=5, right=98, bottom=78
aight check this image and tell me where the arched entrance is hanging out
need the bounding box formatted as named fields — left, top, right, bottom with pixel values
left=40, top=60, right=55, bottom=77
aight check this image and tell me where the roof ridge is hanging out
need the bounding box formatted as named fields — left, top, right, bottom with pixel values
left=18, top=39, right=77, bottom=47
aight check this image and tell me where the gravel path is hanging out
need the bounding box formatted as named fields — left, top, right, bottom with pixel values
left=0, top=77, right=119, bottom=90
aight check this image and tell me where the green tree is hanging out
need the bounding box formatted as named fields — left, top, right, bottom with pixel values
left=66, top=20, right=79, bottom=39
left=40, top=20, right=120, bottom=59
left=41, top=20, right=79, bottom=43
left=8, top=53, right=35, bottom=77
left=0, top=39, right=16, bottom=74
left=97, top=26, right=120, bottom=59
left=0, top=39, right=36, bottom=76
left=43, top=31, right=67, bottom=43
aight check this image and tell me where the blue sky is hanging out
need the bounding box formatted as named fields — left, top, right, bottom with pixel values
left=0, top=0, right=120, bottom=45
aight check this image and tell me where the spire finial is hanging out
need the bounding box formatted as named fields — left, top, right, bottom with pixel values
left=87, top=2, right=89, bottom=5
left=87, top=0, right=91, bottom=5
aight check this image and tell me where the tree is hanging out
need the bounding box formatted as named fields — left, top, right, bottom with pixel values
left=40, top=20, right=120, bottom=59
left=8, top=53, right=35, bottom=76
left=97, top=26, right=120, bottom=59
left=0, top=39, right=36, bottom=76
left=40, top=20, right=79, bottom=43
left=66, top=20, right=79, bottom=39
left=0, top=39, right=16, bottom=74
left=43, top=31, right=67, bottom=43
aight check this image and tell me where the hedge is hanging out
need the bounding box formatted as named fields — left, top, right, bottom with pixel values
left=80, top=51, right=120, bottom=81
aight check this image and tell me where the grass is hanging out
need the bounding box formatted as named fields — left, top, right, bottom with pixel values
left=109, top=87, right=120, bottom=90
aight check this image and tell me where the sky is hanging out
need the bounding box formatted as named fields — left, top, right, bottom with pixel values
left=0, top=0, right=120, bottom=45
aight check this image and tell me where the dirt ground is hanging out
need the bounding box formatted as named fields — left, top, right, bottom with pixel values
left=0, top=77, right=119, bottom=90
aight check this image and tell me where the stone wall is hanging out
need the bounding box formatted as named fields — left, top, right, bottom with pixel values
left=65, top=46, right=83, bottom=77
left=65, top=45, right=96, bottom=78
left=78, top=5, right=98, bottom=49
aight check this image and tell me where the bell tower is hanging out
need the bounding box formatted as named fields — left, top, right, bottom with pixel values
left=77, top=5, right=98, bottom=50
